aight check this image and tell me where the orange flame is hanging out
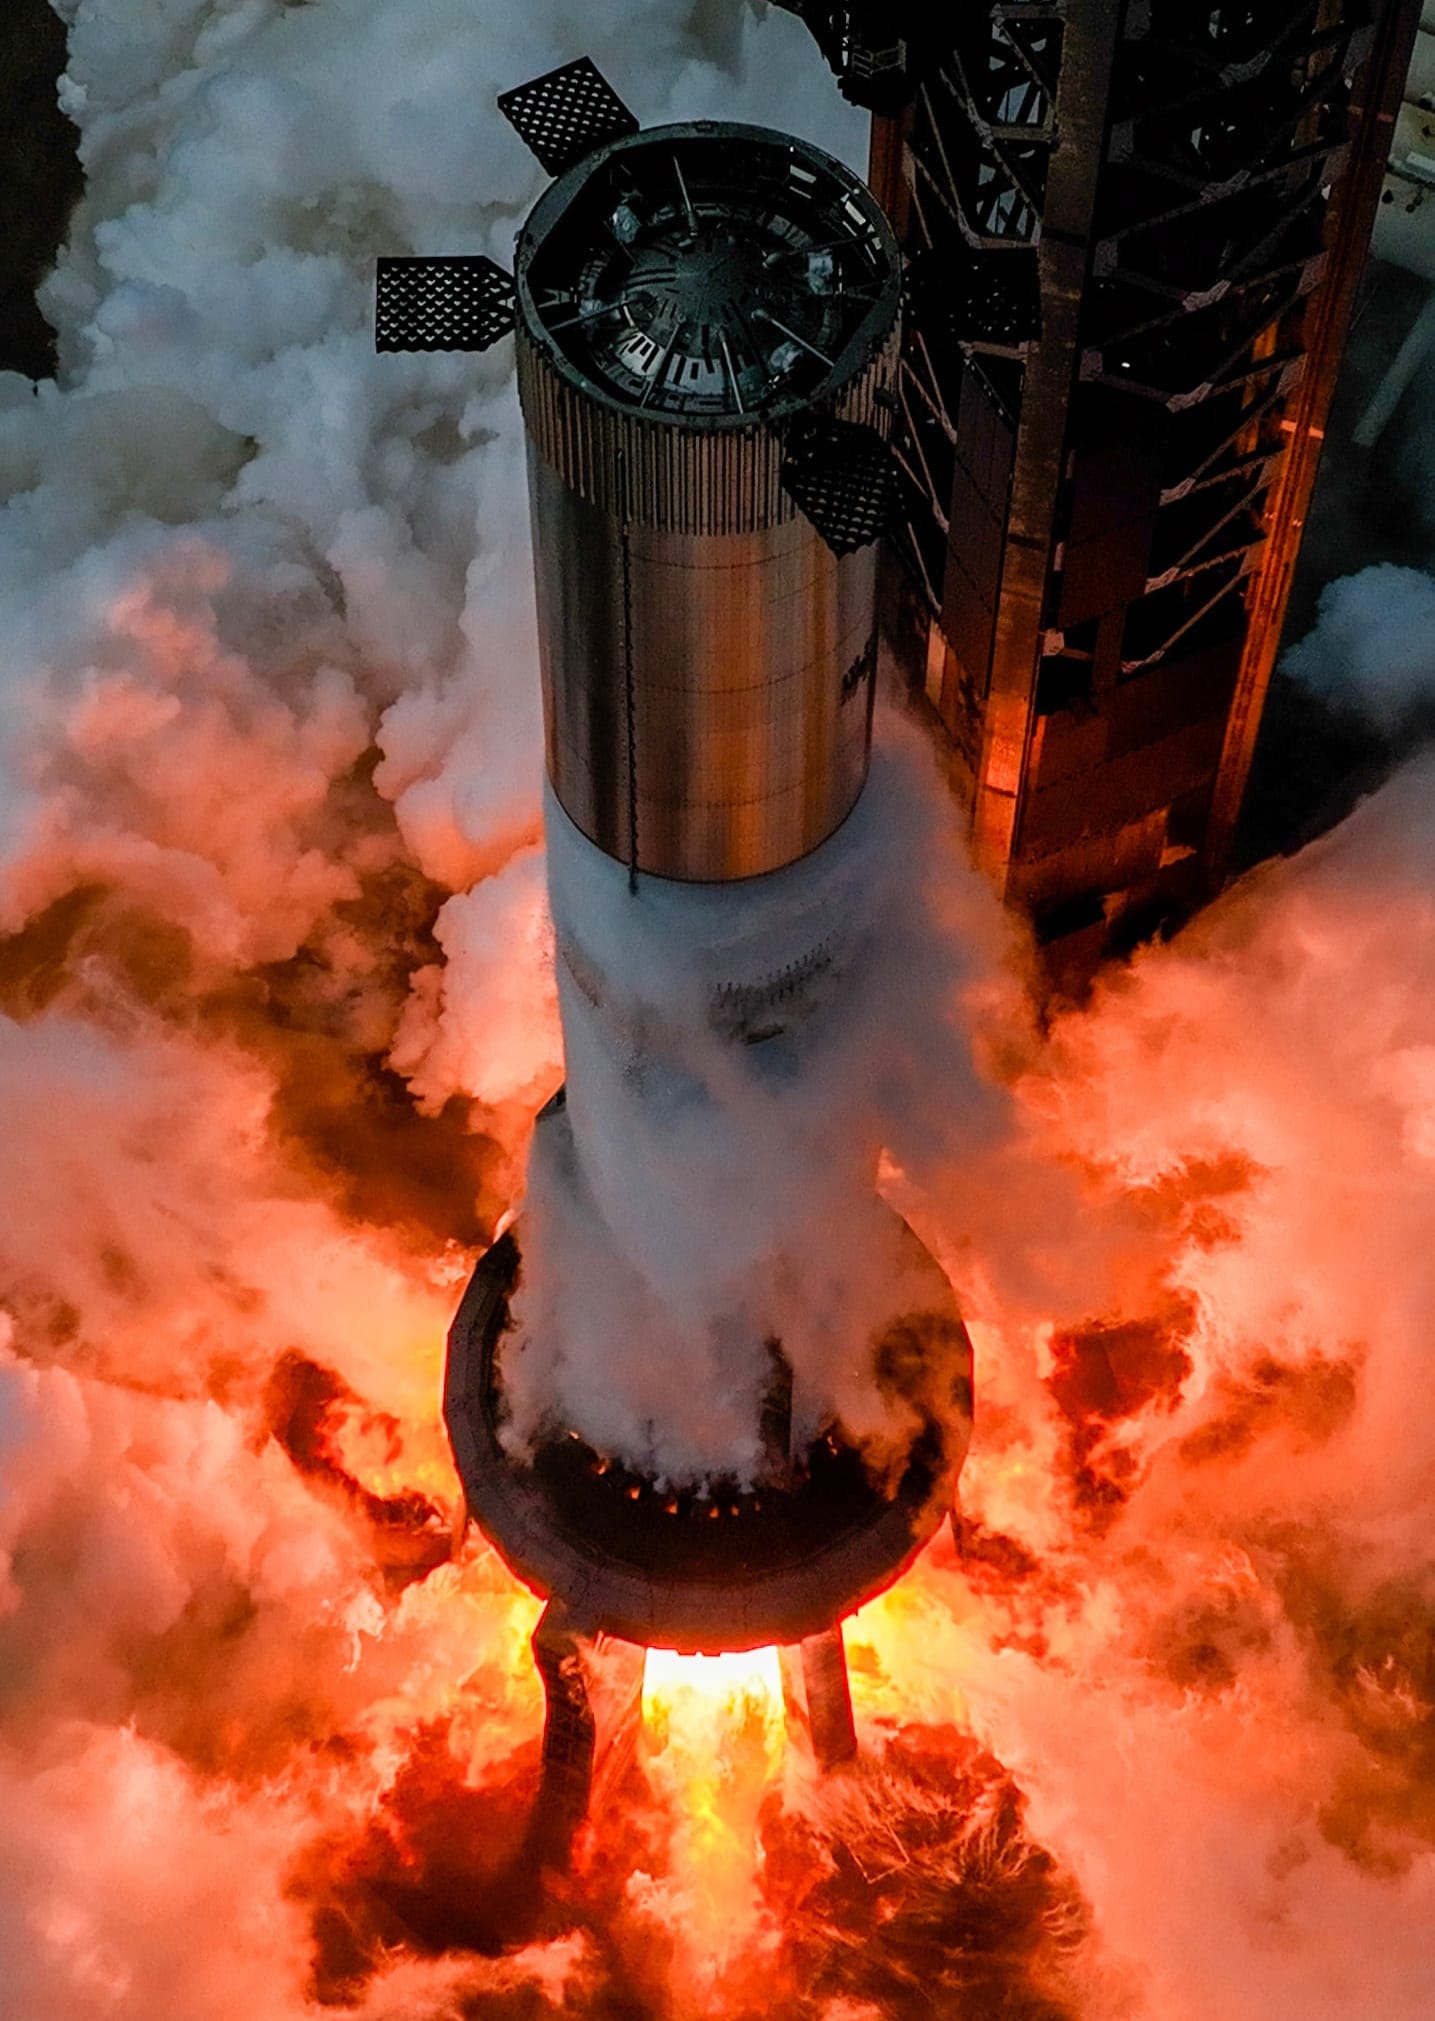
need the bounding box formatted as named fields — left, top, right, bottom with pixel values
left=638, top=1647, right=787, bottom=1989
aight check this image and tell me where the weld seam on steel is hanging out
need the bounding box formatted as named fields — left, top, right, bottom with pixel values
left=618, top=449, right=639, bottom=892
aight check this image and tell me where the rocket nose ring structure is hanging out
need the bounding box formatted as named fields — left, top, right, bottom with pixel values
left=377, top=57, right=973, bottom=1851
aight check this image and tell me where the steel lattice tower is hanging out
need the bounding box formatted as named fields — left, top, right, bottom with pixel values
left=779, top=0, right=1423, bottom=979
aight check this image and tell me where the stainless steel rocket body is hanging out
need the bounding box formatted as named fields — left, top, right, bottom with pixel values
left=511, top=121, right=902, bottom=882
left=394, top=70, right=972, bottom=1724
left=432, top=94, right=974, bottom=1673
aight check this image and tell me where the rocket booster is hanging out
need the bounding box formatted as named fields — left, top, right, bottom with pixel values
left=377, top=58, right=970, bottom=1679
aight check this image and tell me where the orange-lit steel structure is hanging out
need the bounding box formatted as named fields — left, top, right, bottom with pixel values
left=780, top=0, right=1424, bottom=977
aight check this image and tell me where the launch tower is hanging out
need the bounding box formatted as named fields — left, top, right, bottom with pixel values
left=780, top=0, right=1425, bottom=979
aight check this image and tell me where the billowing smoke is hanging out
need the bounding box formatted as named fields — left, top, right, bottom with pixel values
left=4, top=1, right=1435, bottom=2017
left=1285, top=561, right=1435, bottom=730
left=925, top=756, right=1435, bottom=2018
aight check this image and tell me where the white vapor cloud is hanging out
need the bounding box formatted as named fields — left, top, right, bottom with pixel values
left=1284, top=561, right=1435, bottom=731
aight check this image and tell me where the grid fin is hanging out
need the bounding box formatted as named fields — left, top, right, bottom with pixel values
left=497, top=57, right=639, bottom=177
left=374, top=256, right=515, bottom=353
left=780, top=417, right=901, bottom=557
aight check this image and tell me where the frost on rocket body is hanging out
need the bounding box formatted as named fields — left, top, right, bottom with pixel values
left=3, top=0, right=1435, bottom=2016
left=502, top=751, right=1003, bottom=1485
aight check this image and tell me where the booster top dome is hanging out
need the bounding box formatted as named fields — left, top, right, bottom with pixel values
left=515, top=124, right=900, bottom=426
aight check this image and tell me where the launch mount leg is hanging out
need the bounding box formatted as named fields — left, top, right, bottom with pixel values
left=527, top=1600, right=645, bottom=1868
left=779, top=1622, right=857, bottom=1770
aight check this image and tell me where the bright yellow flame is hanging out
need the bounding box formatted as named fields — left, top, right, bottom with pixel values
left=638, top=1647, right=786, bottom=1989
left=642, top=1644, right=783, bottom=1714
left=847, top=1563, right=976, bottom=1728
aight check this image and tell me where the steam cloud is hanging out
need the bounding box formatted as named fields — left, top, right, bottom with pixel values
left=4, top=1, right=1435, bottom=2017
left=1285, top=561, right=1435, bottom=730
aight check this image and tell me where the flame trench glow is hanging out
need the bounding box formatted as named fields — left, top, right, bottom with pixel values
left=10, top=750, right=1435, bottom=2019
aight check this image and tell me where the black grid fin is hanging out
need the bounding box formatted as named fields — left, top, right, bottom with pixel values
left=497, top=57, right=639, bottom=178
left=375, top=256, right=515, bottom=353
left=780, top=417, right=901, bottom=557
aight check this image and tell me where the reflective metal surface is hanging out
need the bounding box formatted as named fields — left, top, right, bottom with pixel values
left=517, top=122, right=900, bottom=426
left=513, top=120, right=900, bottom=881
left=530, top=450, right=878, bottom=879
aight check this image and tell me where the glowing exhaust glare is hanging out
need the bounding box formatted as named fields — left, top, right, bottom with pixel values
left=638, top=1644, right=788, bottom=1987
left=642, top=1644, right=785, bottom=1721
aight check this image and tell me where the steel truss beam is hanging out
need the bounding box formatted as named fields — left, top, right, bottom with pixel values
left=787, top=0, right=1422, bottom=971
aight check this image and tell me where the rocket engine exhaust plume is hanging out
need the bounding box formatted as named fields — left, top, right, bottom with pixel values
left=3, top=2, right=1435, bottom=2018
